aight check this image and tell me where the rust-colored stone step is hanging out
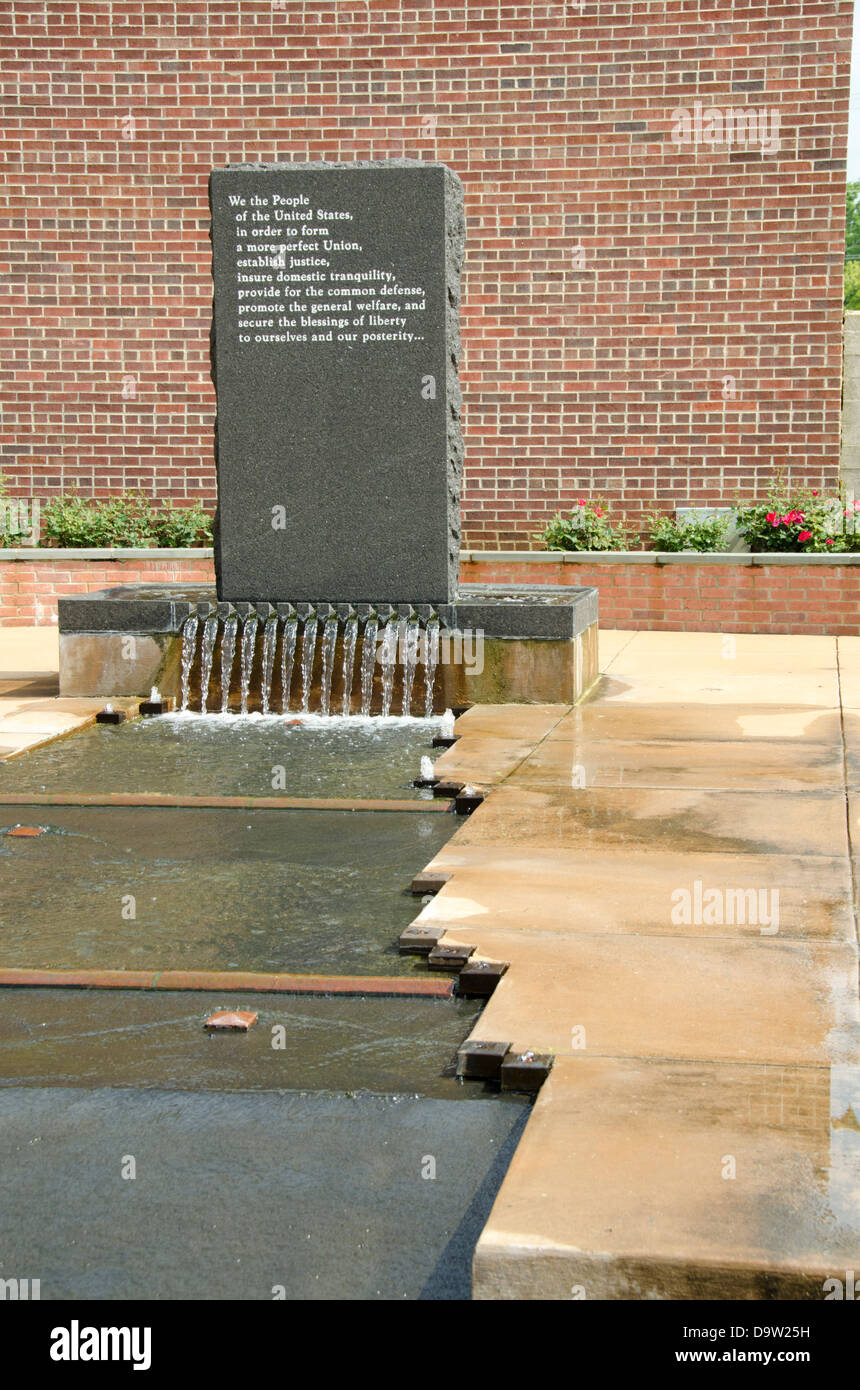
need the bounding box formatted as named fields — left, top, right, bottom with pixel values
left=0, top=966, right=455, bottom=998
left=0, top=793, right=454, bottom=812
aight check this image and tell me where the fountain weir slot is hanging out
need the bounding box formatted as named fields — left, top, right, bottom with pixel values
left=56, top=586, right=599, bottom=712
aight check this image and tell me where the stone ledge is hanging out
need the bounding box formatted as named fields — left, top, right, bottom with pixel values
left=0, top=548, right=214, bottom=561
left=462, top=550, right=860, bottom=566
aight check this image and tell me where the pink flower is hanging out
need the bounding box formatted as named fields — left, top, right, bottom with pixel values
left=766, top=511, right=779, bottom=526
left=826, top=538, right=835, bottom=546
left=798, top=530, right=812, bottom=542
left=812, top=490, right=819, bottom=496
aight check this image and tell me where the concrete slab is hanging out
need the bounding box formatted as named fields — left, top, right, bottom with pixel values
left=508, top=737, right=845, bottom=793
left=410, top=846, right=856, bottom=944
left=453, top=929, right=860, bottom=1066
left=431, top=735, right=541, bottom=785
left=546, top=703, right=845, bottom=746
left=0, top=625, right=59, bottom=678
left=449, top=785, right=849, bottom=859
left=473, top=1056, right=860, bottom=1300
left=451, top=704, right=570, bottom=740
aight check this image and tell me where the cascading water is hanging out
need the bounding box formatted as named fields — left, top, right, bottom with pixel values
left=401, top=619, right=420, bottom=717
left=174, top=606, right=442, bottom=717
left=319, top=616, right=338, bottom=717
left=300, top=615, right=319, bottom=713
left=341, top=615, right=358, bottom=716
left=379, top=617, right=398, bottom=718
left=360, top=616, right=379, bottom=717
left=239, top=615, right=259, bottom=715
left=260, top=616, right=278, bottom=715
left=281, top=615, right=298, bottom=712
left=179, top=616, right=199, bottom=712
left=424, top=618, right=440, bottom=718
left=198, top=616, right=219, bottom=714
left=219, top=616, right=237, bottom=713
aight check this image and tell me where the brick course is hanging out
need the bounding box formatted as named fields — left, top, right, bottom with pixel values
left=3, top=550, right=859, bottom=634
left=0, top=1, right=851, bottom=547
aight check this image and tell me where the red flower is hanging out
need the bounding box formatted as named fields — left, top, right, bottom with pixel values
left=798, top=530, right=812, bottom=542
left=826, top=538, right=835, bottom=546
left=812, top=489, right=819, bottom=496
left=766, top=511, right=779, bottom=526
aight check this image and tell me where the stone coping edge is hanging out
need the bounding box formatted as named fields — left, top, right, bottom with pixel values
left=4, top=547, right=860, bottom=567
left=461, top=551, right=860, bottom=566
left=0, top=548, right=215, bottom=561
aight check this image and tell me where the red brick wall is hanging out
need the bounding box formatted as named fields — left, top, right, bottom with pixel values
left=0, top=556, right=214, bottom=626
left=0, top=2, right=851, bottom=547
left=461, top=556, right=860, bottom=634
left=3, top=551, right=859, bottom=634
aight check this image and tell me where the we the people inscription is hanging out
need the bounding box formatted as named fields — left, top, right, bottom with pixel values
left=209, top=161, right=464, bottom=604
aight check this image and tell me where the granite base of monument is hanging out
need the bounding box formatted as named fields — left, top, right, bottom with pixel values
left=57, top=585, right=600, bottom=709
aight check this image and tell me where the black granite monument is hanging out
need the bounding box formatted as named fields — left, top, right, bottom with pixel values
left=57, top=161, right=599, bottom=708
left=209, top=160, right=464, bottom=604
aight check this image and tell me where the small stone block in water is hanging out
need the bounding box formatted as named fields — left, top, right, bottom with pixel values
left=431, top=780, right=464, bottom=799
left=456, top=1040, right=511, bottom=1080
left=455, top=787, right=486, bottom=816
left=410, top=871, right=452, bottom=896
left=4, top=825, right=46, bottom=838
left=432, top=735, right=460, bottom=749
left=139, top=697, right=175, bottom=716
left=457, top=960, right=508, bottom=997
left=96, top=708, right=127, bottom=725
left=500, top=1051, right=553, bottom=1093
left=204, top=1010, right=258, bottom=1032
left=427, top=944, right=474, bottom=971
left=398, top=923, right=446, bottom=954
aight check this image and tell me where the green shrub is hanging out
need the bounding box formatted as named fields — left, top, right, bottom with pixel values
left=734, top=476, right=846, bottom=552
left=645, top=510, right=731, bottom=552
left=535, top=498, right=635, bottom=552
left=40, top=491, right=213, bottom=549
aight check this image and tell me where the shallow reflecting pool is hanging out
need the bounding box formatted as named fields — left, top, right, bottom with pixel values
left=0, top=806, right=454, bottom=974
left=0, top=713, right=443, bottom=800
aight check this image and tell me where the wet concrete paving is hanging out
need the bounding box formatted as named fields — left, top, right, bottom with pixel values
left=420, top=634, right=860, bottom=1298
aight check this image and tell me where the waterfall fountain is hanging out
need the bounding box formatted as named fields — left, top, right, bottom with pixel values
left=57, top=163, right=599, bottom=710
left=158, top=605, right=455, bottom=717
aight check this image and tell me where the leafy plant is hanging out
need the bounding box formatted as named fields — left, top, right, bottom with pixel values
left=150, top=500, right=213, bottom=548
left=40, top=491, right=213, bottom=549
left=734, top=475, right=846, bottom=552
left=645, top=509, right=731, bottom=552
left=535, top=498, right=635, bottom=552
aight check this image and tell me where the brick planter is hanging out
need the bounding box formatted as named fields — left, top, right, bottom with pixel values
left=0, top=549, right=216, bottom=626
left=3, top=548, right=860, bottom=636
left=460, top=552, right=860, bottom=637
